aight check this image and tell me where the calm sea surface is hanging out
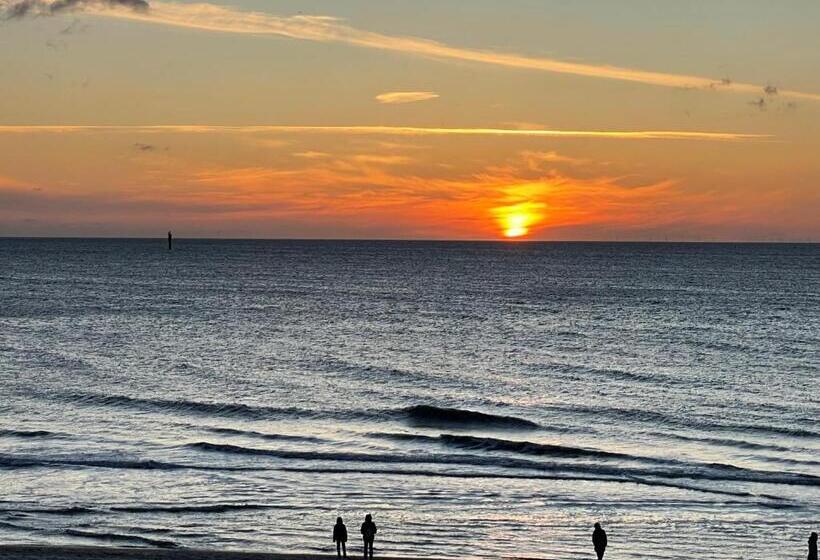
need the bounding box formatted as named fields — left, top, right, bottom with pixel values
left=0, top=239, right=818, bottom=559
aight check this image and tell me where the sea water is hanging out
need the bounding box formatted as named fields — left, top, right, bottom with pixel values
left=0, top=239, right=818, bottom=559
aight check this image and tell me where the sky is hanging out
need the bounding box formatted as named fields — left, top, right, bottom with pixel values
left=0, top=0, right=818, bottom=240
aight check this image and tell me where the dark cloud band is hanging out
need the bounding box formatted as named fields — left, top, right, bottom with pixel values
left=1, top=0, right=148, bottom=19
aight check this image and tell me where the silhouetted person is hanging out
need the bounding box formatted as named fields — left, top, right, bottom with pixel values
left=809, top=532, right=818, bottom=560
left=361, top=514, right=377, bottom=559
left=333, top=517, right=348, bottom=558
left=167, top=231, right=172, bottom=250
left=592, top=522, right=607, bottom=560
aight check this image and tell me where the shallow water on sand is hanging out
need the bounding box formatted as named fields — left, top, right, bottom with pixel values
left=1, top=239, right=818, bottom=559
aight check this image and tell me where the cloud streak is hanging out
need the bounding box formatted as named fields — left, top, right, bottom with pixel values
left=0, top=124, right=768, bottom=142
left=34, top=0, right=817, bottom=102
left=375, top=91, right=439, bottom=105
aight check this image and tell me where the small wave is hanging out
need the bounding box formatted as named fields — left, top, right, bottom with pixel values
left=373, top=432, right=639, bottom=461
left=715, top=423, right=819, bottom=439
left=56, top=392, right=383, bottom=423
left=402, top=405, right=539, bottom=429
left=0, top=429, right=56, bottom=438
left=661, top=432, right=798, bottom=453
left=0, top=506, right=96, bottom=516
left=751, top=455, right=820, bottom=468
left=111, top=503, right=278, bottom=514
left=302, top=356, right=437, bottom=385
left=0, top=503, right=282, bottom=516
left=371, top=432, right=820, bottom=480
left=0, top=520, right=41, bottom=532
left=187, top=441, right=820, bottom=487
left=52, top=392, right=541, bottom=432
left=0, top=453, right=257, bottom=472
left=64, top=529, right=178, bottom=548
left=548, top=362, right=670, bottom=385
left=279, top=467, right=771, bottom=500
left=204, top=427, right=326, bottom=443
left=61, top=392, right=316, bottom=420
left=552, top=404, right=820, bottom=439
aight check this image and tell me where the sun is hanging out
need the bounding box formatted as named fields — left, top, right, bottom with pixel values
left=493, top=201, right=545, bottom=239
left=503, top=214, right=530, bottom=238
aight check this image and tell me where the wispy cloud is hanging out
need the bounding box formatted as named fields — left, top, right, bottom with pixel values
left=0, top=124, right=768, bottom=142
left=8, top=0, right=814, bottom=101
left=293, top=151, right=331, bottom=159
left=375, top=91, right=439, bottom=105
left=351, top=154, right=413, bottom=165
left=521, top=151, right=589, bottom=168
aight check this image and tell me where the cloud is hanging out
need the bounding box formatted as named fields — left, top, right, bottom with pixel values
left=293, top=151, right=331, bottom=159
left=161, top=150, right=774, bottom=241
left=4, top=144, right=816, bottom=240
left=351, top=154, right=413, bottom=165
left=0, top=124, right=769, bottom=142
left=1, top=0, right=146, bottom=19
left=520, top=150, right=588, bottom=169
left=14, top=0, right=811, bottom=102
left=5, top=0, right=818, bottom=101
left=375, top=91, right=439, bottom=105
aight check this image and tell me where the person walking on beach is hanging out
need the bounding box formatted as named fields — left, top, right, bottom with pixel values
left=361, top=514, right=377, bottom=559
left=592, top=522, right=608, bottom=560
left=333, top=517, right=348, bottom=558
left=809, top=531, right=818, bottom=560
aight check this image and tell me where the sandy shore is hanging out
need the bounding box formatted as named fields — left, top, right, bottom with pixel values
left=0, top=546, right=451, bottom=560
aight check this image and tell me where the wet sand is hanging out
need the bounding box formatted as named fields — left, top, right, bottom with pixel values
left=0, top=546, right=454, bottom=560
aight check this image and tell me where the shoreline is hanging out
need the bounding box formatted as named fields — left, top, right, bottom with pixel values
left=0, top=546, right=461, bottom=560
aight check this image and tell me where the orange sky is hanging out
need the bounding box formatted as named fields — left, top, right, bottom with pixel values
left=0, top=0, right=818, bottom=240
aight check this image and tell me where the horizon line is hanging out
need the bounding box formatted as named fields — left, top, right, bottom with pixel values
left=1, top=235, right=817, bottom=244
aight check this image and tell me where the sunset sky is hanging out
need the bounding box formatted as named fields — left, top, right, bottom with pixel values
left=1, top=0, right=818, bottom=240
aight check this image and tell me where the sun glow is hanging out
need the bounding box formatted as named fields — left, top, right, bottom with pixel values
left=493, top=201, right=545, bottom=239
left=503, top=214, right=530, bottom=238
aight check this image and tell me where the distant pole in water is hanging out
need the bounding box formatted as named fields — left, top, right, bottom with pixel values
left=168, top=231, right=173, bottom=250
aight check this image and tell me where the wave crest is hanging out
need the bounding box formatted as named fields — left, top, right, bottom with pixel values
left=402, top=405, right=539, bottom=429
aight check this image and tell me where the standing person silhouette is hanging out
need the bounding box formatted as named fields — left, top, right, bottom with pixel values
left=809, top=532, right=818, bottom=560
left=333, top=517, right=348, bottom=558
left=592, top=522, right=608, bottom=560
left=361, top=514, right=377, bottom=559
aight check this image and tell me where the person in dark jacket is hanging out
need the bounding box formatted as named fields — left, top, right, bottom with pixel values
left=361, top=514, right=377, bottom=559
left=809, top=532, right=818, bottom=560
left=333, top=517, right=348, bottom=558
left=592, top=522, right=608, bottom=560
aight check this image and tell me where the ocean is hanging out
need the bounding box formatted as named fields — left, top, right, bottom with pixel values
left=0, top=239, right=818, bottom=559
